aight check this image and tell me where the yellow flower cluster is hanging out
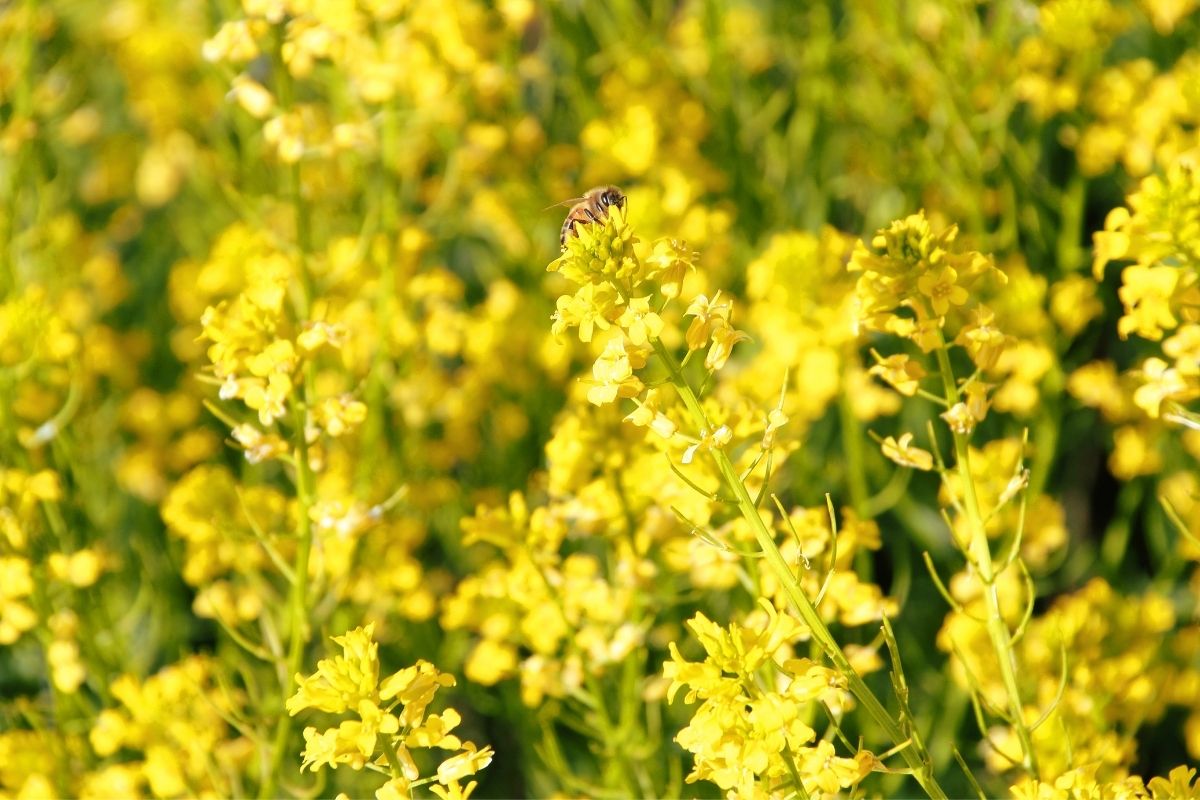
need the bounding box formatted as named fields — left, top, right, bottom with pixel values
left=665, top=605, right=877, bottom=799
left=1094, top=159, right=1200, bottom=428
left=852, top=211, right=1005, bottom=356
left=8, top=0, right=1200, bottom=797
left=288, top=624, right=492, bottom=800
left=1, top=656, right=250, bottom=798
left=991, top=581, right=1200, bottom=794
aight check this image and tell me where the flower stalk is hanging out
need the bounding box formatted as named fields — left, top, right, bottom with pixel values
left=933, top=341, right=1037, bottom=775
left=651, top=339, right=948, bottom=800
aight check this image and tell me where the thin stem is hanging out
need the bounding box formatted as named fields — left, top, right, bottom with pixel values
left=932, top=341, right=1038, bottom=776
left=651, top=340, right=947, bottom=800
left=257, top=26, right=321, bottom=798
left=260, top=399, right=316, bottom=799
left=837, top=374, right=870, bottom=515
left=583, top=670, right=640, bottom=797
left=379, top=733, right=405, bottom=778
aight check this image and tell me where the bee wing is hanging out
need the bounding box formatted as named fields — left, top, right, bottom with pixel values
left=543, top=196, right=584, bottom=212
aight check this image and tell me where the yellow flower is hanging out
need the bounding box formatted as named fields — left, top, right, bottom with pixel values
left=287, top=624, right=381, bottom=716
left=405, top=709, right=463, bottom=750
left=375, top=776, right=412, bottom=800
left=645, top=238, right=697, bottom=299
left=917, top=264, right=969, bottom=316
left=616, top=296, right=664, bottom=346
left=941, top=402, right=976, bottom=435
left=319, top=394, right=368, bottom=437
left=228, top=74, right=275, bottom=119
left=430, top=779, right=480, bottom=800
left=230, top=424, right=289, bottom=463
left=869, top=353, right=926, bottom=396
left=550, top=281, right=619, bottom=343
left=1050, top=274, right=1104, bottom=337
left=1148, top=765, right=1200, bottom=798
left=851, top=211, right=1002, bottom=343
left=1110, top=425, right=1162, bottom=479
left=1118, top=265, right=1180, bottom=340
left=1132, top=357, right=1193, bottom=417
left=681, top=424, right=732, bottom=465
left=683, top=291, right=731, bottom=353
left=435, top=743, right=494, bottom=785
left=704, top=319, right=750, bottom=371
left=586, top=335, right=649, bottom=406
left=955, top=307, right=1009, bottom=371
left=880, top=433, right=934, bottom=471
left=464, top=638, right=518, bottom=685
left=379, top=660, right=456, bottom=727
left=624, top=388, right=678, bottom=439
left=0, top=557, right=37, bottom=644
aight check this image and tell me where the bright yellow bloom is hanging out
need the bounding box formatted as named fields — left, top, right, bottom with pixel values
left=880, top=432, right=934, bottom=471
left=1118, top=265, right=1180, bottom=340
left=288, top=624, right=381, bottom=715
left=917, top=264, right=969, bottom=316
left=869, top=353, right=927, bottom=396
left=941, top=401, right=977, bottom=435
left=586, top=335, right=649, bottom=406
left=684, top=291, right=732, bottom=353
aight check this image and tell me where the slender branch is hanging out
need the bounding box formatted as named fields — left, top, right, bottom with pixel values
left=651, top=339, right=947, bottom=799
left=932, top=340, right=1038, bottom=775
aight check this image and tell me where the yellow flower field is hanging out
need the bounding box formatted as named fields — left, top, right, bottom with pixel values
left=2, top=0, right=1200, bottom=798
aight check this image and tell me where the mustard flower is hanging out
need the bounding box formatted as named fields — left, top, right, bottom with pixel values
left=644, top=238, right=697, bottom=299
left=869, top=353, right=926, bottom=396
left=379, top=660, right=457, bottom=727
left=624, top=388, right=678, bottom=439
left=681, top=424, right=732, bottom=465
left=616, top=295, right=664, bottom=346
left=1132, top=357, right=1193, bottom=417
left=665, top=607, right=877, bottom=797
left=0, top=556, right=37, bottom=644
left=586, top=335, right=650, bottom=406
left=704, top=319, right=751, bottom=371
left=290, top=625, right=490, bottom=790
left=230, top=423, right=289, bottom=463
left=228, top=74, right=275, bottom=119
left=287, top=624, right=382, bottom=715
left=917, top=264, right=969, bottom=316
left=1148, top=765, right=1200, bottom=798
left=962, top=379, right=992, bottom=424
left=550, top=281, right=620, bottom=343
left=1049, top=274, right=1104, bottom=337
left=318, top=394, right=368, bottom=437
left=941, top=402, right=977, bottom=435
left=956, top=307, right=1010, bottom=371
left=880, top=432, right=934, bottom=471
left=1118, top=265, right=1181, bottom=340
left=684, top=291, right=732, bottom=353
left=435, top=743, right=495, bottom=786
left=850, top=211, right=1002, bottom=341
left=549, top=204, right=640, bottom=290
left=202, top=19, right=265, bottom=63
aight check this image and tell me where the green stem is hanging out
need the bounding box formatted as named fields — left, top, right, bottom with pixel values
left=651, top=340, right=947, bottom=799
left=838, top=372, right=870, bottom=515
left=932, top=343, right=1038, bottom=776
left=1055, top=173, right=1086, bottom=273
left=378, top=733, right=404, bottom=779
left=582, top=670, right=640, bottom=797
left=258, top=28, right=320, bottom=799
left=260, top=400, right=316, bottom=799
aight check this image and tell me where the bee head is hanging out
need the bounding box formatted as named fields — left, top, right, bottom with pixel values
left=600, top=187, right=626, bottom=210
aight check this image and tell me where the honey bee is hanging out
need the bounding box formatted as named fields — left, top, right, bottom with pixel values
left=557, top=185, right=626, bottom=249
